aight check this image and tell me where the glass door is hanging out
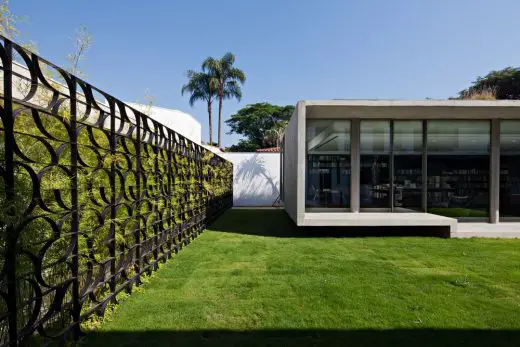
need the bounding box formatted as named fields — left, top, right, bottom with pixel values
left=306, top=120, right=351, bottom=210
left=426, top=120, right=490, bottom=219
left=393, top=120, right=423, bottom=211
left=360, top=121, right=391, bottom=210
left=500, top=120, right=520, bottom=220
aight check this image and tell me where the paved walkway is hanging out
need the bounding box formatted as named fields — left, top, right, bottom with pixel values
left=453, top=223, right=520, bottom=238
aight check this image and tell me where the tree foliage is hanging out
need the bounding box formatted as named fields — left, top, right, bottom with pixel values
left=0, top=0, right=38, bottom=53
left=225, top=103, right=294, bottom=152
left=225, top=139, right=259, bottom=152
left=66, top=25, right=93, bottom=78
left=459, top=67, right=520, bottom=100
left=0, top=0, right=18, bottom=39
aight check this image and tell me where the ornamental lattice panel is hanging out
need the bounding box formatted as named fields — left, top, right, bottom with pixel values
left=0, top=37, right=232, bottom=346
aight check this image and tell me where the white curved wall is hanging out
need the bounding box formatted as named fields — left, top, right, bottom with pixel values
left=126, top=103, right=202, bottom=144
left=221, top=152, right=281, bottom=207
left=8, top=62, right=202, bottom=144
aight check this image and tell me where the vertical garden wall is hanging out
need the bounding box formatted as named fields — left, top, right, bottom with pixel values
left=0, top=36, right=233, bottom=346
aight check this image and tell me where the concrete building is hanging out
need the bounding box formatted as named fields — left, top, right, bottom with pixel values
left=282, top=100, right=520, bottom=234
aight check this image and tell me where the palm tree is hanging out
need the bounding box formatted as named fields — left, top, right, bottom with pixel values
left=263, top=120, right=288, bottom=148
left=202, top=53, right=246, bottom=147
left=181, top=70, right=218, bottom=144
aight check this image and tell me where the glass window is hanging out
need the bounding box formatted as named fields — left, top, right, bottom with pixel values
left=427, top=120, right=490, bottom=218
left=360, top=121, right=390, bottom=209
left=500, top=120, right=520, bottom=218
left=394, top=121, right=423, bottom=211
left=394, top=120, right=423, bottom=154
left=306, top=120, right=351, bottom=208
left=360, top=121, right=390, bottom=154
left=307, top=120, right=351, bottom=154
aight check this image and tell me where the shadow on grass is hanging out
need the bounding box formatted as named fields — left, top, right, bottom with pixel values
left=82, top=328, right=520, bottom=347
left=208, top=209, right=450, bottom=238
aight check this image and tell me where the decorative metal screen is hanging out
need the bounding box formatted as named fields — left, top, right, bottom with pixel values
left=0, top=36, right=233, bottom=346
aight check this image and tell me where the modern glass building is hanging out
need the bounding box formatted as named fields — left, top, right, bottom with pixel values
left=281, top=100, right=520, bottom=233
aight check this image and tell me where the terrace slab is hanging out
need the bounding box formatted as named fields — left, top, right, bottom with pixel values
left=302, top=212, right=457, bottom=233
left=453, top=223, right=520, bottom=238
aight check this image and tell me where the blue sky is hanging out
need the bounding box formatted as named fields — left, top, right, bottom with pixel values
left=11, top=0, right=520, bottom=146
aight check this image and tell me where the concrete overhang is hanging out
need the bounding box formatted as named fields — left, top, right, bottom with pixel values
left=301, top=99, right=520, bottom=120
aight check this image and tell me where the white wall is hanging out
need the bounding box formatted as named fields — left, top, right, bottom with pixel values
left=126, top=103, right=202, bottom=144
left=7, top=61, right=203, bottom=145
left=221, top=152, right=281, bottom=207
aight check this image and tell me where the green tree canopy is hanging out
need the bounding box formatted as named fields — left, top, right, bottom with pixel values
left=225, top=102, right=294, bottom=152
left=225, top=139, right=259, bottom=152
left=459, top=67, right=520, bottom=99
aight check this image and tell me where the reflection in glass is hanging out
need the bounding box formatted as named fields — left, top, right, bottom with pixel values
left=500, top=120, right=520, bottom=218
left=427, top=121, right=490, bottom=218
left=394, top=121, right=422, bottom=211
left=306, top=120, right=351, bottom=208
left=360, top=121, right=390, bottom=208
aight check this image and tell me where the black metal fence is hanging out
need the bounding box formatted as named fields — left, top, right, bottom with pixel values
left=0, top=36, right=233, bottom=346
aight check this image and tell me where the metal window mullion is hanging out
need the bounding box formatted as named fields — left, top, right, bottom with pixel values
left=390, top=121, right=394, bottom=212
left=350, top=119, right=360, bottom=212
left=490, top=119, right=500, bottom=223
left=422, top=120, right=428, bottom=212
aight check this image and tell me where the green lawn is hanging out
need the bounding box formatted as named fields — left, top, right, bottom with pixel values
left=83, top=209, right=520, bottom=347
left=428, top=207, right=489, bottom=218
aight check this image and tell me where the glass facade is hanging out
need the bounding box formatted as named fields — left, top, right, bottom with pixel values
left=500, top=120, right=520, bottom=218
left=427, top=121, right=490, bottom=218
left=306, top=120, right=351, bottom=208
left=394, top=121, right=423, bottom=211
left=360, top=121, right=391, bottom=208
left=302, top=117, right=517, bottom=220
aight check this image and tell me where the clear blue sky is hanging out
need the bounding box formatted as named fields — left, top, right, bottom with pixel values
left=11, top=0, right=520, bottom=146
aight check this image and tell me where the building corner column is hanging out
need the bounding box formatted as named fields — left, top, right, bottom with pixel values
left=296, top=101, right=307, bottom=224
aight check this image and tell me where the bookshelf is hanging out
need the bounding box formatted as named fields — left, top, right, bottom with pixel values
left=428, top=168, right=488, bottom=207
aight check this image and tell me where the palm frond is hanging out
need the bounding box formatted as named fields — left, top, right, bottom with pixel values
left=188, top=90, right=205, bottom=107
left=227, top=67, right=246, bottom=83
left=181, top=70, right=217, bottom=105
left=221, top=52, right=235, bottom=68
left=223, top=80, right=242, bottom=101
left=202, top=57, right=221, bottom=75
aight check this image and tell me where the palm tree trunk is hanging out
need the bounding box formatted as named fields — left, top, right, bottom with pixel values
left=217, top=94, right=223, bottom=148
left=207, top=101, right=213, bottom=145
